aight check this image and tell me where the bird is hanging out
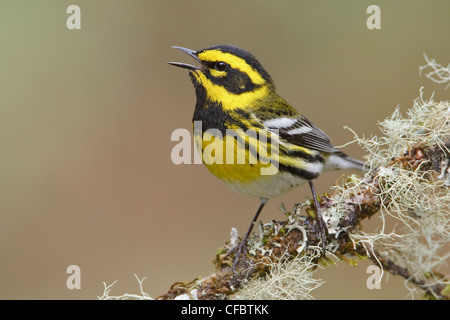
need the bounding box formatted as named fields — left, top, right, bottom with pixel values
left=168, top=44, right=364, bottom=273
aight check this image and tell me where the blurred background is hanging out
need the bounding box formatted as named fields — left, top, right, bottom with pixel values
left=0, top=0, right=449, bottom=299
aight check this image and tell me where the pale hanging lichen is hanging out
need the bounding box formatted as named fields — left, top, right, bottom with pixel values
left=419, top=53, right=450, bottom=89
left=329, top=88, right=450, bottom=299
left=231, top=250, right=324, bottom=300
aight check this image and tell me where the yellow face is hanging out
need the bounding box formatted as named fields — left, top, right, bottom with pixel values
left=192, top=46, right=275, bottom=110
left=170, top=45, right=275, bottom=111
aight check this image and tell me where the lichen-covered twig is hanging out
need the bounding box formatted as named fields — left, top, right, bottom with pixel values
left=99, top=274, right=153, bottom=300
left=420, top=53, right=450, bottom=89
left=156, top=90, right=450, bottom=300
left=100, top=80, right=450, bottom=300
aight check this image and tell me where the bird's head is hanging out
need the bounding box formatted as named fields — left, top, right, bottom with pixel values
left=169, top=45, right=275, bottom=108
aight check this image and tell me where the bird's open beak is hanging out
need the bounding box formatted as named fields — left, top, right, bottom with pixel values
left=168, top=46, right=200, bottom=71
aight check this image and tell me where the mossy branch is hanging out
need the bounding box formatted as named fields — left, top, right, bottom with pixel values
left=156, top=89, right=450, bottom=300
left=101, top=56, right=450, bottom=300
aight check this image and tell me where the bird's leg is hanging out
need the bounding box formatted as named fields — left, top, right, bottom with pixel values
left=309, top=181, right=328, bottom=254
left=228, top=198, right=268, bottom=278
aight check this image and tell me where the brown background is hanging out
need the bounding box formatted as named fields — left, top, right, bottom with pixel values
left=0, top=0, right=449, bottom=299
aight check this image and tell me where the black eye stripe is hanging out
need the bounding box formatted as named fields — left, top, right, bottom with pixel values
left=206, top=68, right=258, bottom=94
left=204, top=61, right=216, bottom=69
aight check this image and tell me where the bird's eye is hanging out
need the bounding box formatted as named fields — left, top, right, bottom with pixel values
left=215, top=61, right=227, bottom=72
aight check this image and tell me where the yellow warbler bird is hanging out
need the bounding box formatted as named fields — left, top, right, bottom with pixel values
left=169, top=45, right=364, bottom=270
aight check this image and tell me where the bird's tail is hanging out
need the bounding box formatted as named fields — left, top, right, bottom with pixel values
left=325, top=152, right=366, bottom=172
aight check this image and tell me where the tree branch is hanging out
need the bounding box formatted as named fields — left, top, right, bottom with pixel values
left=157, top=93, right=450, bottom=300
left=100, top=57, right=450, bottom=299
